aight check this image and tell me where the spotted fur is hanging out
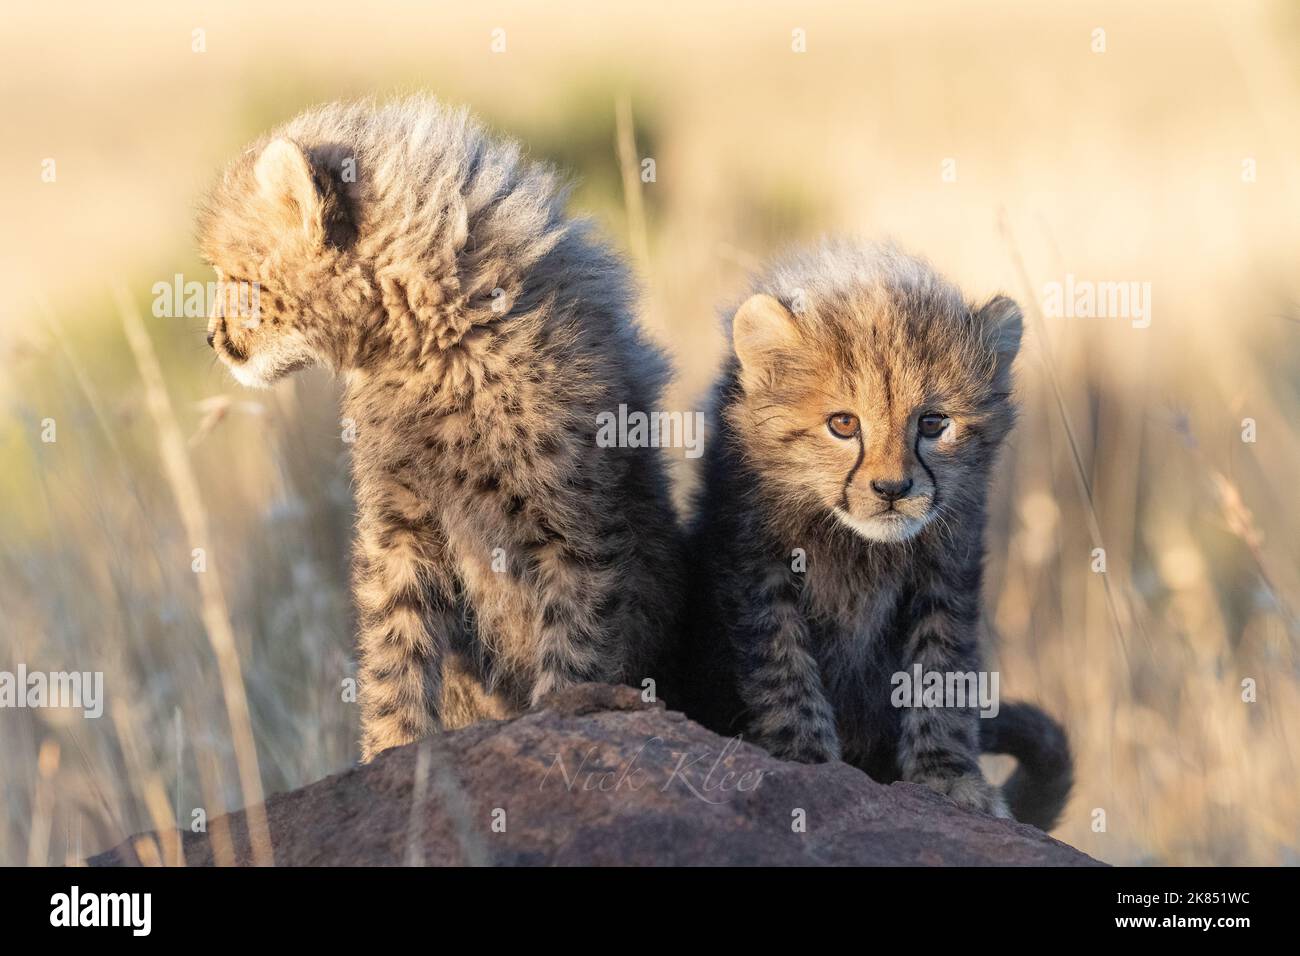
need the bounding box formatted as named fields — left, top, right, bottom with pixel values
left=683, top=241, right=1072, bottom=828
left=198, top=96, right=683, bottom=760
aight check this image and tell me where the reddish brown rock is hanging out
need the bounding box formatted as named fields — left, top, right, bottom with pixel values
left=90, top=683, right=1100, bottom=866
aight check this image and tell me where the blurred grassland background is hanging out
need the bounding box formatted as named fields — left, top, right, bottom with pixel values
left=2, top=0, right=1298, bottom=865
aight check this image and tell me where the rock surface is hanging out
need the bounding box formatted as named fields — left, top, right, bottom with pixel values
left=90, top=683, right=1100, bottom=866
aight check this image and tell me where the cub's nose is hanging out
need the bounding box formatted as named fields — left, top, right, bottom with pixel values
left=870, top=477, right=914, bottom=502
left=206, top=331, right=216, bottom=348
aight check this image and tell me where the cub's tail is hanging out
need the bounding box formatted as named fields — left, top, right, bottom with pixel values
left=979, top=701, right=1073, bottom=831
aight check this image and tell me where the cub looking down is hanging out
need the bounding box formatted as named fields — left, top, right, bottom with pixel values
left=198, top=96, right=683, bottom=760
left=684, top=242, right=1072, bottom=828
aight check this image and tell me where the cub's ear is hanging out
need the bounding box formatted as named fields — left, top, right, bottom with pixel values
left=732, top=293, right=800, bottom=388
left=253, top=138, right=324, bottom=241
left=976, top=295, right=1023, bottom=381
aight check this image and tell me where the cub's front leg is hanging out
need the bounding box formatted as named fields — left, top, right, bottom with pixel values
left=731, top=560, right=841, bottom=764
left=897, top=575, right=1009, bottom=818
left=353, top=509, right=453, bottom=762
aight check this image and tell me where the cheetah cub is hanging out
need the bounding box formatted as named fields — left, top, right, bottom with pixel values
left=199, top=97, right=683, bottom=760
left=684, top=242, right=1072, bottom=828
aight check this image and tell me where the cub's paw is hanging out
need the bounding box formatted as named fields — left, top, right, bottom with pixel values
left=916, top=772, right=1011, bottom=819
left=764, top=731, right=842, bottom=765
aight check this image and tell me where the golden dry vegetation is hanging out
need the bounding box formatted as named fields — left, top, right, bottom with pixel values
left=1, top=0, right=1297, bottom=865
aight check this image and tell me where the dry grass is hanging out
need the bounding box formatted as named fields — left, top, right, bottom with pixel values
left=115, top=287, right=272, bottom=866
left=1, top=0, right=1298, bottom=865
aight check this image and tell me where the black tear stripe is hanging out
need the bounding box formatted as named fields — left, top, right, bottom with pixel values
left=913, top=430, right=941, bottom=512
left=216, top=315, right=249, bottom=363
left=223, top=336, right=248, bottom=364
left=838, top=431, right=866, bottom=512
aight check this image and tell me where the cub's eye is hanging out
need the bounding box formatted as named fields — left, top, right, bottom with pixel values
left=918, top=413, right=950, bottom=439
left=827, top=412, right=859, bottom=439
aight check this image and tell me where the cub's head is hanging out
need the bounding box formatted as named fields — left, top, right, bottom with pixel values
left=198, top=138, right=359, bottom=388
left=728, top=246, right=1022, bottom=544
